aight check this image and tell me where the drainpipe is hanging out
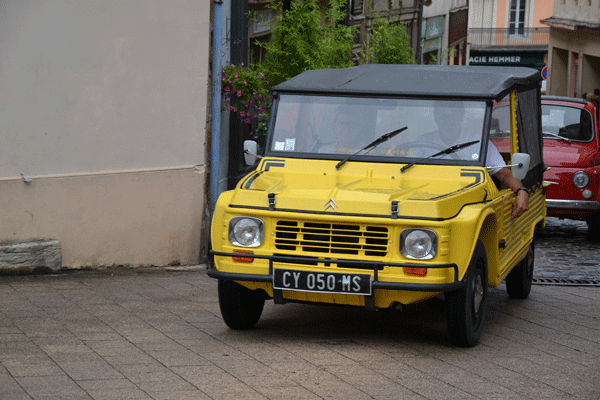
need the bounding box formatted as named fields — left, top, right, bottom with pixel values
left=210, top=0, right=223, bottom=215
left=415, top=0, right=424, bottom=64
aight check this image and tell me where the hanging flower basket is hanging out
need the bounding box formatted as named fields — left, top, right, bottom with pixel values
left=221, top=63, right=272, bottom=124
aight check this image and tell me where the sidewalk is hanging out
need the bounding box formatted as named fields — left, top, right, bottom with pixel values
left=1, top=266, right=599, bottom=400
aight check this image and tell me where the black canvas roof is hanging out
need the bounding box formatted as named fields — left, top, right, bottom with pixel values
left=273, top=64, right=542, bottom=101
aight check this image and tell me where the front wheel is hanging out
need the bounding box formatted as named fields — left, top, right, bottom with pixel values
left=505, top=241, right=534, bottom=299
left=218, top=280, right=265, bottom=330
left=446, top=241, right=488, bottom=347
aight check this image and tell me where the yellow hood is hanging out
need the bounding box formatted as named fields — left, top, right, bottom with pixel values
left=231, top=158, right=489, bottom=220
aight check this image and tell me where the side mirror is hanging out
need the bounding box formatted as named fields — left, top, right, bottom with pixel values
left=243, top=140, right=258, bottom=165
left=510, top=153, right=530, bottom=180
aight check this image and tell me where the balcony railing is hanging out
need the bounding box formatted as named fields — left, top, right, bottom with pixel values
left=469, top=28, right=550, bottom=47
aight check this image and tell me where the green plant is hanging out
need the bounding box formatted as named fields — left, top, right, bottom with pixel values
left=221, top=63, right=272, bottom=123
left=360, top=14, right=415, bottom=65
left=259, top=0, right=357, bottom=88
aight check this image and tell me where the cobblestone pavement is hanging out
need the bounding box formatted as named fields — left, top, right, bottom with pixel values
left=1, top=218, right=599, bottom=400
left=535, top=217, right=600, bottom=282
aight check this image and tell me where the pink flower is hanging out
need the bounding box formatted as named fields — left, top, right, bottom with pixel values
left=233, top=107, right=237, bottom=112
left=234, top=72, right=239, bottom=78
left=224, top=86, right=230, bottom=92
left=243, top=80, right=247, bottom=85
left=240, top=112, right=245, bottom=117
left=253, top=91, right=257, bottom=95
left=244, top=118, right=250, bottom=123
left=222, top=72, right=225, bottom=79
left=237, top=91, right=242, bottom=97
left=227, top=106, right=232, bottom=111
left=228, top=78, right=231, bottom=83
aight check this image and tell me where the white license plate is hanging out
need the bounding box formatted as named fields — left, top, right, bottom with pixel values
left=273, top=269, right=372, bottom=295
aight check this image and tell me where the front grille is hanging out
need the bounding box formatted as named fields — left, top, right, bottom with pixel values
left=274, top=220, right=389, bottom=257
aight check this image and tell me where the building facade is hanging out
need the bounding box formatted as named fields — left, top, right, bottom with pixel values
left=468, top=0, right=552, bottom=74
left=0, top=1, right=211, bottom=268
left=542, top=0, right=600, bottom=97
left=420, top=0, right=470, bottom=65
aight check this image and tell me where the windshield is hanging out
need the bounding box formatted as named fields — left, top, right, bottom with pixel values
left=541, top=104, right=594, bottom=142
left=269, top=94, right=487, bottom=165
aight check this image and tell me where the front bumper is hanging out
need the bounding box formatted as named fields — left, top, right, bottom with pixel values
left=546, top=199, right=600, bottom=210
left=208, top=250, right=463, bottom=294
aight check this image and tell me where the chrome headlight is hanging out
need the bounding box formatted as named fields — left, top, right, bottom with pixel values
left=400, top=229, right=437, bottom=259
left=228, top=217, right=264, bottom=247
left=573, top=171, right=590, bottom=188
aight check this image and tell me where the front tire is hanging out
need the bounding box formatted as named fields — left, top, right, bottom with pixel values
left=505, top=241, right=534, bottom=299
left=218, top=280, right=265, bottom=330
left=446, top=241, right=488, bottom=347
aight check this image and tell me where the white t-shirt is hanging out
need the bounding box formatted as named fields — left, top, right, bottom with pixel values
left=486, top=141, right=506, bottom=175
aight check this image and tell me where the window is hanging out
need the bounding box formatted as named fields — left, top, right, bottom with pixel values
left=509, top=0, right=526, bottom=35
left=351, top=0, right=364, bottom=15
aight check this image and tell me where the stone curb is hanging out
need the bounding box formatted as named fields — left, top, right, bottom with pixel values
left=0, top=239, right=62, bottom=274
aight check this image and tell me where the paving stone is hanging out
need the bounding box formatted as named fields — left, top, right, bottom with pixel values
left=0, top=241, right=599, bottom=400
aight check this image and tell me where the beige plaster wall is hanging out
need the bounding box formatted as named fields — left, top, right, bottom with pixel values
left=0, top=167, right=205, bottom=267
left=0, top=0, right=211, bottom=267
left=554, top=0, right=600, bottom=24
left=547, top=29, right=600, bottom=97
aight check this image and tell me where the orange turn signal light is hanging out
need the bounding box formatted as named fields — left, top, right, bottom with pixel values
left=404, top=266, right=427, bottom=277
left=232, top=250, right=254, bottom=263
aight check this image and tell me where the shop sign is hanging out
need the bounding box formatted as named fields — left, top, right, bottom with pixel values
left=469, top=50, right=547, bottom=70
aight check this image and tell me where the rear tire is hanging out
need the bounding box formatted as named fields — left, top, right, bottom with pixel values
left=506, top=241, right=534, bottom=299
left=446, top=241, right=488, bottom=347
left=218, top=280, right=265, bottom=330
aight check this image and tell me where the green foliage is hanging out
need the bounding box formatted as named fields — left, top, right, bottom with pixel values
left=360, top=14, right=415, bottom=65
left=258, top=0, right=357, bottom=88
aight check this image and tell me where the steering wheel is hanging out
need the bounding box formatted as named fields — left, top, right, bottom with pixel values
left=396, top=141, right=460, bottom=160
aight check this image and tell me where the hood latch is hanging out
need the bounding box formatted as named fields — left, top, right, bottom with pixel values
left=268, top=193, right=276, bottom=211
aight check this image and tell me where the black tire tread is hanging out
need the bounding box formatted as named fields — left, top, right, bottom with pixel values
left=446, top=241, right=488, bottom=347
left=218, top=280, right=265, bottom=330
left=506, top=242, right=534, bottom=299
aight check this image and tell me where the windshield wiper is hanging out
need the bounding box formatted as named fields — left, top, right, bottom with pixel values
left=335, top=126, right=408, bottom=170
left=400, top=140, right=480, bottom=173
left=543, top=131, right=571, bottom=143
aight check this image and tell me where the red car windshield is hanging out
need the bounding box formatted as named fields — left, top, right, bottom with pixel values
left=541, top=104, right=594, bottom=142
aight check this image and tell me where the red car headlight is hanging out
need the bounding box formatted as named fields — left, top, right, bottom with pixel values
left=572, top=171, right=590, bottom=189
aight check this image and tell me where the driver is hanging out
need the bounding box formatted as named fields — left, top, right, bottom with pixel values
left=322, top=106, right=368, bottom=154
left=430, top=102, right=529, bottom=219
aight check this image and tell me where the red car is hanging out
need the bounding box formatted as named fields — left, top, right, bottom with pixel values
left=541, top=95, right=600, bottom=241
